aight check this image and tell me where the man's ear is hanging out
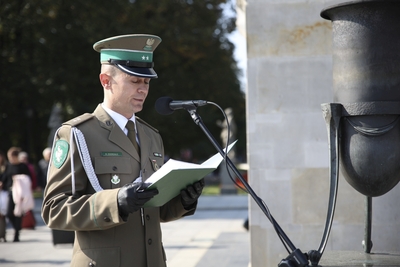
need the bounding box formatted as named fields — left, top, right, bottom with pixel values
left=99, top=73, right=111, bottom=88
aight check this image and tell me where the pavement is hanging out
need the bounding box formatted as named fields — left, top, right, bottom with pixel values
left=0, top=195, right=250, bottom=267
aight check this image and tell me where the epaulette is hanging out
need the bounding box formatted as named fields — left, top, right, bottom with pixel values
left=136, top=116, right=159, bottom=133
left=63, top=113, right=95, bottom=127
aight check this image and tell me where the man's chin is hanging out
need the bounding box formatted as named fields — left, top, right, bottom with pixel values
left=132, top=104, right=143, bottom=113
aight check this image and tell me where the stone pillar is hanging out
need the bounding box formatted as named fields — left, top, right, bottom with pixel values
left=243, top=1, right=400, bottom=266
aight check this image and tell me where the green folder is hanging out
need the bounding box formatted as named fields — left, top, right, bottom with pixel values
left=143, top=141, right=237, bottom=207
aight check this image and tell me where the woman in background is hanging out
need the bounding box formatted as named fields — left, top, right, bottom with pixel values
left=0, top=150, right=8, bottom=242
left=1, top=147, right=31, bottom=242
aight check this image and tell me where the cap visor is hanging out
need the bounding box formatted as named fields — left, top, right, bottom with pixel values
left=116, top=64, right=158, bottom=78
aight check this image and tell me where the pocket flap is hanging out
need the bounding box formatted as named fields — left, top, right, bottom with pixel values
left=95, top=157, right=131, bottom=174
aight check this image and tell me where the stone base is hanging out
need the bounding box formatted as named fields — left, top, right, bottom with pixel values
left=318, top=251, right=400, bottom=266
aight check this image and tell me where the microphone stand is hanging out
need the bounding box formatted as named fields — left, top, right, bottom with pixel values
left=186, top=108, right=310, bottom=267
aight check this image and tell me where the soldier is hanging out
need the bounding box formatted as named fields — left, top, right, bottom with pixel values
left=41, top=34, right=205, bottom=267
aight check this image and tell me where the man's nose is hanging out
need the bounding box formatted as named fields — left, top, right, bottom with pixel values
left=138, top=85, right=149, bottom=93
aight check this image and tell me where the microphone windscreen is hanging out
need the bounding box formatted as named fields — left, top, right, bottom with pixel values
left=155, top=96, right=174, bottom=115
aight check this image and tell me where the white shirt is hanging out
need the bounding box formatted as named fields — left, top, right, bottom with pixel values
left=101, top=103, right=140, bottom=145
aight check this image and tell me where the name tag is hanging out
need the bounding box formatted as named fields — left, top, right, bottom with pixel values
left=101, top=152, right=122, bottom=157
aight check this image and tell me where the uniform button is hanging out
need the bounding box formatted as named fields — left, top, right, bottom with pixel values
left=104, top=217, right=111, bottom=222
left=146, top=215, right=150, bottom=220
left=112, top=166, right=117, bottom=171
left=148, top=238, right=152, bottom=245
left=89, top=262, right=96, bottom=266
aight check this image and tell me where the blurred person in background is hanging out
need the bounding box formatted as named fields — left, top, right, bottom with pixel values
left=36, top=147, right=51, bottom=192
left=1, top=147, right=32, bottom=242
left=18, top=151, right=37, bottom=191
left=0, top=150, right=8, bottom=242
left=0, top=150, right=6, bottom=174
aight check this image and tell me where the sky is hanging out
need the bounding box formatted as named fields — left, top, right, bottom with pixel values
left=228, top=29, right=247, bottom=90
left=224, top=1, right=247, bottom=91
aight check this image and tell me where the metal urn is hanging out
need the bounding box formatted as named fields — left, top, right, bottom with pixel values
left=322, top=0, right=400, bottom=197
left=308, top=1, right=400, bottom=265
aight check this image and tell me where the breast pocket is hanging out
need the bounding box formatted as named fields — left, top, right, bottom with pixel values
left=94, top=157, right=133, bottom=188
left=142, top=156, right=164, bottom=181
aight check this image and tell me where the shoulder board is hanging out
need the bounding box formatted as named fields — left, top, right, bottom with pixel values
left=136, top=117, right=159, bottom=133
left=63, top=113, right=94, bottom=127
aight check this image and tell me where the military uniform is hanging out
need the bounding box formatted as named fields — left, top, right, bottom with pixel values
left=42, top=34, right=197, bottom=267
left=42, top=105, right=194, bottom=267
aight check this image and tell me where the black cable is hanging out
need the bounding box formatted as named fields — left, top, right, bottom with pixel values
left=208, top=102, right=248, bottom=192
left=207, top=101, right=292, bottom=254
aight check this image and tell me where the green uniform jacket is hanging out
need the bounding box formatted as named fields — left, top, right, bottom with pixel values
left=42, top=105, right=195, bottom=267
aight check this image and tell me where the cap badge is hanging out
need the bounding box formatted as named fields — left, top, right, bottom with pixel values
left=143, top=38, right=155, bottom=51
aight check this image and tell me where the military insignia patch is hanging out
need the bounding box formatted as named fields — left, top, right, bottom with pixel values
left=111, top=174, right=120, bottom=185
left=151, top=159, right=159, bottom=171
left=53, top=140, right=69, bottom=169
left=153, top=152, right=162, bottom=158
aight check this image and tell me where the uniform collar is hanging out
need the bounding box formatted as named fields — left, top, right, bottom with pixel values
left=101, top=103, right=137, bottom=133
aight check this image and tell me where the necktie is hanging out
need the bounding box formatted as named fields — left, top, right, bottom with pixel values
left=126, top=120, right=140, bottom=153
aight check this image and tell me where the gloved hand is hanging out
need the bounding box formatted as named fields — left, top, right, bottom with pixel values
left=117, top=183, right=159, bottom=216
left=180, top=179, right=205, bottom=209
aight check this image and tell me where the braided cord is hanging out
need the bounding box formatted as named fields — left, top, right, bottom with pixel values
left=70, top=129, right=76, bottom=194
left=71, top=127, right=104, bottom=192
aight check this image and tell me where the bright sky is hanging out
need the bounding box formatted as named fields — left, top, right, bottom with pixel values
left=223, top=0, right=247, bottom=91
left=228, top=29, right=247, bottom=90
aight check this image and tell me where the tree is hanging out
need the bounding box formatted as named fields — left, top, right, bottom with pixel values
left=0, top=0, right=245, bottom=163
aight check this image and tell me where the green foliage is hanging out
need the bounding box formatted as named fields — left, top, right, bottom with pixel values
left=0, top=0, right=246, bottom=163
left=202, top=185, right=221, bottom=196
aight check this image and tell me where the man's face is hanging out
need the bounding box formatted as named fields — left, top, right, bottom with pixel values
left=107, top=71, right=150, bottom=118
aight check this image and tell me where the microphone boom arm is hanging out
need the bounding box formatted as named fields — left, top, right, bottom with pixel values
left=186, top=108, right=309, bottom=266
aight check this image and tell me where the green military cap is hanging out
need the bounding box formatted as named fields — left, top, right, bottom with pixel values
left=93, top=34, right=162, bottom=78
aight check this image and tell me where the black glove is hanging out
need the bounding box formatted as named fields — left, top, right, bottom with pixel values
left=117, top=183, right=159, bottom=216
left=180, top=179, right=205, bottom=209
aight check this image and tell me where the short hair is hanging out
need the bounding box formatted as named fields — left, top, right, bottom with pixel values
left=43, top=147, right=51, bottom=157
left=101, top=64, right=128, bottom=78
left=101, top=64, right=117, bottom=77
left=7, top=147, right=21, bottom=159
left=43, top=147, right=51, bottom=160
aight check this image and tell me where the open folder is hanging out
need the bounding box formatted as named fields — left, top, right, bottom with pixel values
left=143, top=141, right=237, bottom=207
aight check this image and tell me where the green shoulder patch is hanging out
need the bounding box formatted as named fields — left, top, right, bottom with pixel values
left=52, top=140, right=69, bottom=168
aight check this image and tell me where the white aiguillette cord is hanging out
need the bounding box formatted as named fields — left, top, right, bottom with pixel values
left=70, top=127, right=104, bottom=194
left=49, top=127, right=140, bottom=195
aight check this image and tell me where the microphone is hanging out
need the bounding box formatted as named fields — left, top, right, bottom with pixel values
left=155, top=96, right=208, bottom=115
